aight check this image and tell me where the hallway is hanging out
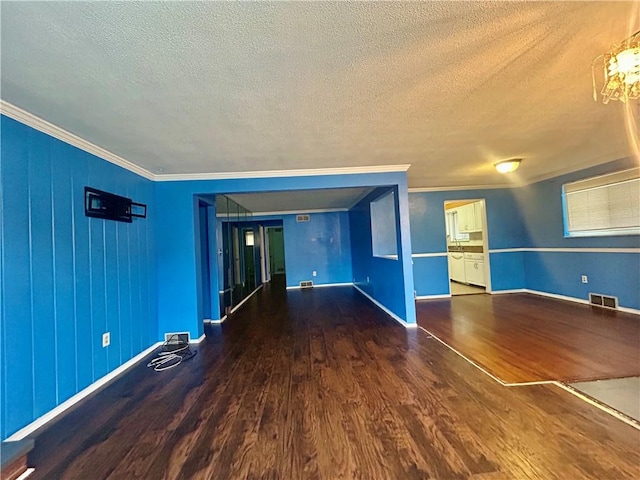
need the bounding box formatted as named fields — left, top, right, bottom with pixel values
left=27, top=282, right=640, bottom=479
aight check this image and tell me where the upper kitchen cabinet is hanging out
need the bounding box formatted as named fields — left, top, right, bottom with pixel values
left=458, top=201, right=483, bottom=233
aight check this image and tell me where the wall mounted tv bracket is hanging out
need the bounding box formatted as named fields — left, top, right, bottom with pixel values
left=84, top=187, right=147, bottom=223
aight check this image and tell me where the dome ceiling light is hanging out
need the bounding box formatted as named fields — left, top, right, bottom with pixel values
left=494, top=158, right=522, bottom=174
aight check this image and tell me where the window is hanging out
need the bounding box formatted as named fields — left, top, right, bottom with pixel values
left=562, top=168, right=640, bottom=237
left=244, top=230, right=254, bottom=246
left=446, top=210, right=469, bottom=242
left=370, top=191, right=398, bottom=259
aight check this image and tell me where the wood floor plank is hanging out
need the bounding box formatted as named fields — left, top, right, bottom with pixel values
left=417, top=292, right=640, bottom=383
left=24, top=281, right=640, bottom=479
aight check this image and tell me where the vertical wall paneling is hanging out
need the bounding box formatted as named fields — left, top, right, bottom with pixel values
left=70, top=154, right=93, bottom=392
left=1, top=115, right=157, bottom=440
left=28, top=129, right=57, bottom=418
left=51, top=141, right=76, bottom=404
left=1, top=118, right=35, bottom=437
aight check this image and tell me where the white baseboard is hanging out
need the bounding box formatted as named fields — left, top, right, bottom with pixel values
left=6, top=341, right=163, bottom=441
left=492, top=288, right=640, bottom=315
left=490, top=289, right=527, bottom=295
left=525, top=289, right=590, bottom=305
left=190, top=334, right=206, bottom=343
left=207, top=316, right=226, bottom=325
left=353, top=285, right=417, bottom=329
left=204, top=286, right=263, bottom=324
left=416, top=293, right=451, bottom=300
left=16, top=468, right=35, bottom=480
left=618, top=305, right=640, bottom=315
left=229, top=285, right=262, bottom=314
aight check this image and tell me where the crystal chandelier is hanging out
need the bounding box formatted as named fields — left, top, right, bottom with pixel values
left=593, top=30, right=640, bottom=104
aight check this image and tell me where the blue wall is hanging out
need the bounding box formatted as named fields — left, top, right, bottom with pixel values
left=409, top=158, right=639, bottom=309
left=349, top=187, right=416, bottom=323
left=409, top=188, right=527, bottom=296
left=515, top=158, right=640, bottom=309
left=0, top=115, right=157, bottom=440
left=155, top=171, right=414, bottom=339
left=251, top=212, right=352, bottom=288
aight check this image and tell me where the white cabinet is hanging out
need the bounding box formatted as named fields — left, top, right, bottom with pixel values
left=464, top=253, right=485, bottom=286
left=457, top=204, right=475, bottom=233
left=473, top=202, right=484, bottom=230
left=458, top=202, right=483, bottom=233
left=448, top=252, right=466, bottom=283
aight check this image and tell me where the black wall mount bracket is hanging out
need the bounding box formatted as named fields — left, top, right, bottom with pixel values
left=84, top=187, right=147, bottom=223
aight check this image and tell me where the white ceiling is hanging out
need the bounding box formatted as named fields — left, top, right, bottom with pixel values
left=1, top=1, right=638, bottom=189
left=223, top=187, right=373, bottom=214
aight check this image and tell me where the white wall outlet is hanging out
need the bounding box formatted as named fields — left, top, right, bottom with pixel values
left=312, top=270, right=317, bottom=277
left=581, top=275, right=588, bottom=284
left=102, top=332, right=110, bottom=347
left=366, top=276, right=370, bottom=283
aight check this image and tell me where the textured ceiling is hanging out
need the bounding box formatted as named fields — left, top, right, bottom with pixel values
left=1, top=1, right=638, bottom=188
left=224, top=187, right=373, bottom=214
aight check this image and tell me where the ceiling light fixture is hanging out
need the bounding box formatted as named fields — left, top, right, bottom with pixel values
left=494, top=159, right=522, bottom=174
left=593, top=30, right=640, bottom=104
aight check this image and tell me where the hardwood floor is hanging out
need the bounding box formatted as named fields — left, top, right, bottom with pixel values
left=417, top=293, right=640, bottom=384
left=27, top=283, right=640, bottom=479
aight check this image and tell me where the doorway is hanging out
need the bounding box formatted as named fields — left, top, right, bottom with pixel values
left=444, top=199, right=490, bottom=296
left=266, top=226, right=286, bottom=280
left=242, top=227, right=257, bottom=293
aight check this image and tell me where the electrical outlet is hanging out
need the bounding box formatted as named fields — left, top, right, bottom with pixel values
left=102, top=332, right=110, bottom=347
left=581, top=275, right=588, bottom=284
left=366, top=276, right=370, bottom=283
left=312, top=271, right=317, bottom=277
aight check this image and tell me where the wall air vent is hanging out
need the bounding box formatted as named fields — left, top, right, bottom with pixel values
left=589, top=293, right=619, bottom=310
left=300, top=280, right=314, bottom=288
left=296, top=214, right=310, bottom=223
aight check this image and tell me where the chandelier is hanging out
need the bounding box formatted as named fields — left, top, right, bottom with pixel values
left=593, top=30, right=640, bottom=104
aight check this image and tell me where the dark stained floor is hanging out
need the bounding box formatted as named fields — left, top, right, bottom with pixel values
left=27, top=282, right=640, bottom=479
left=417, top=293, right=640, bottom=384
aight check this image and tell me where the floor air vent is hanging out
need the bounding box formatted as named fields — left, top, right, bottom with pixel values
left=589, top=293, right=618, bottom=310
left=300, top=280, right=314, bottom=288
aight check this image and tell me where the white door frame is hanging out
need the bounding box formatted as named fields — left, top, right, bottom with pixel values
left=259, top=225, right=268, bottom=283
left=442, top=198, right=492, bottom=293
left=263, top=226, right=271, bottom=282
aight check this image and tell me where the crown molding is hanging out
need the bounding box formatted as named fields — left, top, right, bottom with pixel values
left=524, top=153, right=634, bottom=186
left=407, top=154, right=632, bottom=192
left=154, top=164, right=411, bottom=182
left=0, top=100, right=155, bottom=180
left=217, top=208, right=348, bottom=217
left=1, top=100, right=411, bottom=184
left=408, top=184, right=516, bottom=192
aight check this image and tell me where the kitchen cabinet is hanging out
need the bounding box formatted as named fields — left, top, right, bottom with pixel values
left=464, top=252, right=485, bottom=286
left=448, top=252, right=466, bottom=283
left=458, top=202, right=483, bottom=233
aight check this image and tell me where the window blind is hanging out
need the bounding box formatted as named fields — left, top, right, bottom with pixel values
left=563, top=168, right=640, bottom=237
